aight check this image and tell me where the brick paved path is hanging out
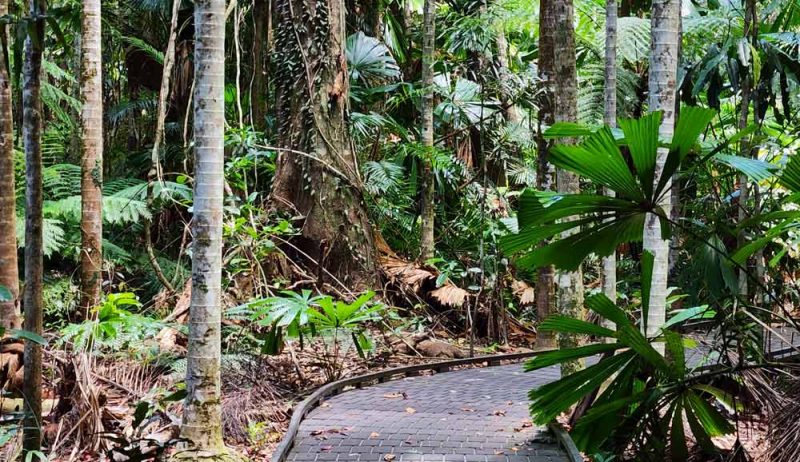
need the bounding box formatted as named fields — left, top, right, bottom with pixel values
left=289, top=364, right=570, bottom=462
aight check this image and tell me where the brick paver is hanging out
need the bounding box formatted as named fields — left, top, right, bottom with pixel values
left=289, top=364, right=570, bottom=462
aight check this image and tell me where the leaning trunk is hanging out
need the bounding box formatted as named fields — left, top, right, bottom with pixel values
left=271, top=0, right=377, bottom=286
left=0, top=0, right=18, bottom=331
left=644, top=0, right=679, bottom=344
left=601, top=0, right=617, bottom=308
left=180, top=0, right=227, bottom=455
left=79, top=0, right=104, bottom=317
left=419, top=0, right=436, bottom=262
left=553, top=0, right=584, bottom=375
left=22, top=0, right=45, bottom=453
left=535, top=0, right=556, bottom=350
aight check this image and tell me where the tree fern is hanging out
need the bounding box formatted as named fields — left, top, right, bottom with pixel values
left=16, top=217, right=66, bottom=257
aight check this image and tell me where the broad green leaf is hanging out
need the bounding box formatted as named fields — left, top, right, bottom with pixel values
left=714, top=154, right=778, bottom=181
left=664, top=305, right=715, bottom=328
left=10, top=329, right=47, bottom=345
left=538, top=315, right=617, bottom=338
left=524, top=342, right=622, bottom=371
left=543, top=122, right=594, bottom=138
left=641, top=250, right=654, bottom=331
left=585, top=293, right=631, bottom=327
left=617, top=324, right=670, bottom=373
left=685, top=390, right=734, bottom=437
left=619, top=112, right=660, bottom=197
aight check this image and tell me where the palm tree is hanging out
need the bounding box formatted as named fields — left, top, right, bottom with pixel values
left=553, top=0, right=584, bottom=374
left=419, top=0, right=436, bottom=262
left=536, top=0, right=556, bottom=350
left=0, top=0, right=18, bottom=331
left=180, top=0, right=227, bottom=456
left=22, top=0, right=46, bottom=453
left=79, top=0, right=103, bottom=318
left=644, top=0, right=680, bottom=345
left=602, top=0, right=617, bottom=308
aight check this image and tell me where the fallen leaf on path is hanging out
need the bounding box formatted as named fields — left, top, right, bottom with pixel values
left=494, top=451, right=504, bottom=455
left=461, top=408, right=476, bottom=412
left=370, top=432, right=380, bottom=439
left=320, top=402, right=331, bottom=408
left=321, top=445, right=333, bottom=452
left=383, top=392, right=408, bottom=399
left=405, top=407, right=416, bottom=414
left=384, top=454, right=396, bottom=461
left=491, top=410, right=507, bottom=416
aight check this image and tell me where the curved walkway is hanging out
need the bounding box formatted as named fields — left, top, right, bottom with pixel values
left=288, top=363, right=569, bottom=462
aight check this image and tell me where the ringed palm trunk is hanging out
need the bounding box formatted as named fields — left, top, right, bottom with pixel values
left=553, top=0, right=584, bottom=375
left=602, top=0, right=617, bottom=309
left=180, top=0, right=227, bottom=456
left=0, top=0, right=18, bottom=331
left=22, top=0, right=45, bottom=452
left=271, top=0, right=377, bottom=287
left=79, top=0, right=103, bottom=318
left=535, top=0, right=556, bottom=350
left=644, top=0, right=679, bottom=345
left=419, top=0, right=436, bottom=262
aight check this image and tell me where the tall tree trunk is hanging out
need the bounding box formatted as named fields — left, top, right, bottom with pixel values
left=419, top=0, right=436, bottom=262
left=180, top=0, right=227, bottom=456
left=737, top=0, right=756, bottom=298
left=536, top=0, right=556, bottom=350
left=271, top=0, right=377, bottom=286
left=0, top=0, right=18, bottom=331
left=602, top=0, right=617, bottom=308
left=644, top=0, right=679, bottom=346
left=252, top=0, right=269, bottom=129
left=22, top=0, right=45, bottom=453
left=496, top=30, right=520, bottom=125
left=553, top=0, right=585, bottom=375
left=79, top=0, right=103, bottom=318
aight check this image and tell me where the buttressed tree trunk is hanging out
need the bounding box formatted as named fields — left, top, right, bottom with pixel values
left=602, top=0, right=617, bottom=309
left=0, top=0, right=19, bottom=331
left=22, top=0, right=45, bottom=452
left=535, top=0, right=556, bottom=350
left=79, top=0, right=103, bottom=318
left=271, top=0, right=377, bottom=286
left=419, top=0, right=436, bottom=262
left=553, top=0, right=585, bottom=375
left=180, top=0, right=227, bottom=456
left=644, top=0, right=679, bottom=347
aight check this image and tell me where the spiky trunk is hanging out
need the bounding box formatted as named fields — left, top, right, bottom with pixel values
left=601, top=0, right=617, bottom=309
left=22, top=0, right=45, bottom=453
left=535, top=0, right=556, bottom=350
left=271, top=0, right=377, bottom=286
left=0, top=0, right=18, bottom=331
left=644, top=0, right=679, bottom=346
left=180, top=0, right=226, bottom=456
left=419, top=0, right=436, bottom=262
left=553, top=0, right=585, bottom=375
left=79, top=0, right=103, bottom=318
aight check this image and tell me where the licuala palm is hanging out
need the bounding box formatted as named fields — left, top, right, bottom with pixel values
left=502, top=106, right=716, bottom=271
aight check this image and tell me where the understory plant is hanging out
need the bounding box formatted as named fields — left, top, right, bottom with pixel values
left=231, top=290, right=385, bottom=380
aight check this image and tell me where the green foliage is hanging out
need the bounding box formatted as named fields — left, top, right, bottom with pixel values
left=59, top=293, right=164, bottom=354
left=502, top=107, right=716, bottom=270
left=526, top=285, right=735, bottom=460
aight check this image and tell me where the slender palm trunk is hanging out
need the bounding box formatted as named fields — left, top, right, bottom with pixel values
left=180, top=0, right=227, bottom=456
left=22, top=0, right=45, bottom=453
left=0, top=0, right=18, bottom=331
left=644, top=0, right=679, bottom=344
left=271, top=0, right=377, bottom=286
left=553, top=0, right=585, bottom=375
left=602, top=0, right=617, bottom=308
left=79, top=0, right=103, bottom=318
left=536, top=0, right=556, bottom=350
left=419, top=0, right=436, bottom=262
left=737, top=0, right=756, bottom=298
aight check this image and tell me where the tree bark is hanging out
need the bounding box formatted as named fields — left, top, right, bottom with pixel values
left=737, top=0, right=756, bottom=298
left=252, top=0, right=269, bottom=129
left=22, top=0, right=45, bottom=453
left=79, top=0, right=104, bottom=318
left=601, top=0, right=617, bottom=310
left=419, top=0, right=436, bottom=262
left=553, top=0, right=585, bottom=376
left=644, top=0, right=679, bottom=347
left=535, top=0, right=556, bottom=350
left=180, top=0, right=227, bottom=456
left=271, top=0, right=377, bottom=287
left=0, top=0, right=18, bottom=331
